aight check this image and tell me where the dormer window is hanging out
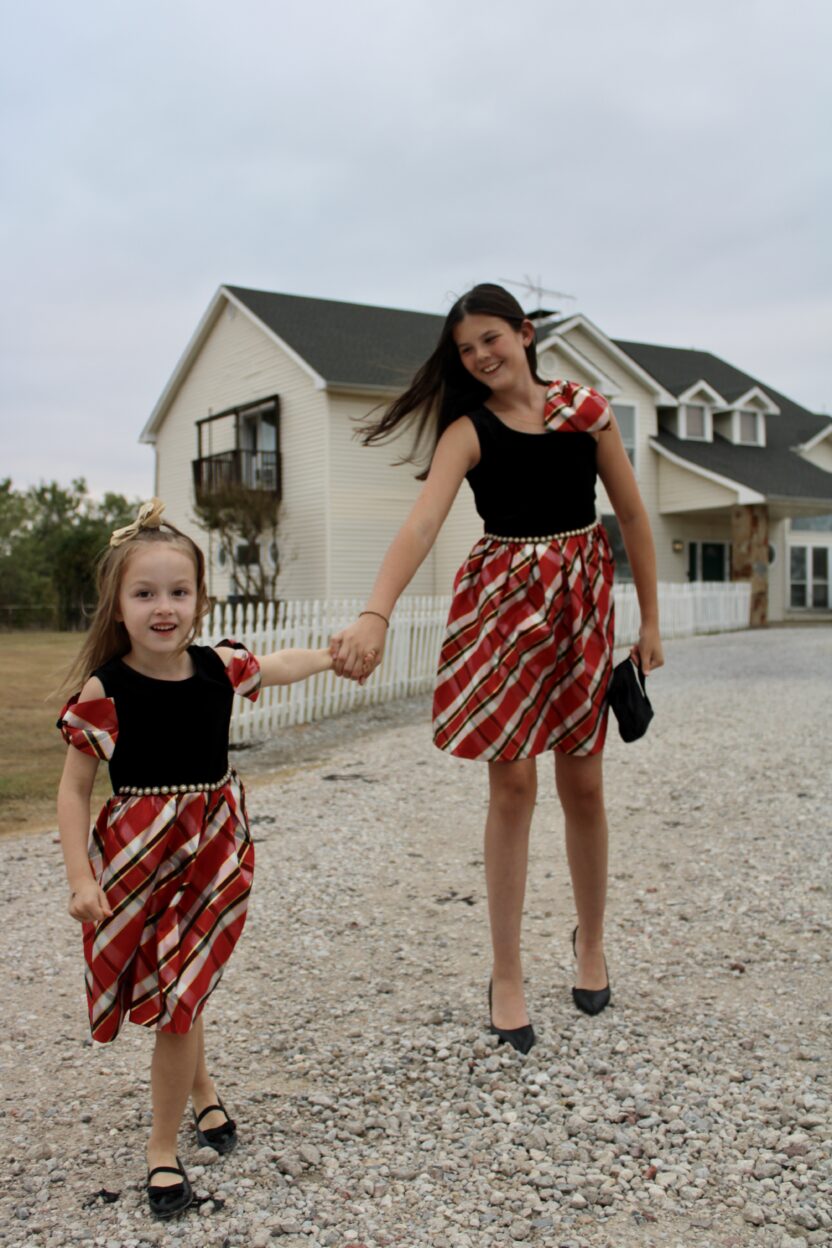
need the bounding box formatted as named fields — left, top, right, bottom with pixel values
left=713, top=386, right=774, bottom=447
left=681, top=403, right=711, bottom=441
left=738, top=410, right=764, bottom=446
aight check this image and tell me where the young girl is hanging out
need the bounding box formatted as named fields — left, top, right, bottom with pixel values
left=57, top=500, right=333, bottom=1218
left=332, top=283, right=663, bottom=1053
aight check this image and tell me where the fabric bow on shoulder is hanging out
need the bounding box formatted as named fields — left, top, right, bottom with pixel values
left=543, top=380, right=611, bottom=434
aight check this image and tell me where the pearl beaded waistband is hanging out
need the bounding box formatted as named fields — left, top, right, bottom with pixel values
left=482, top=521, right=598, bottom=544
left=117, top=767, right=233, bottom=798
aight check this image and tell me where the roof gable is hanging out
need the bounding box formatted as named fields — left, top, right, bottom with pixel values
left=225, top=286, right=444, bottom=391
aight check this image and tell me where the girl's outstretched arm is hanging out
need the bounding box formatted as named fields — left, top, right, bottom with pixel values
left=332, top=416, right=479, bottom=680
left=252, top=647, right=334, bottom=688
left=57, top=677, right=113, bottom=923
left=596, top=416, right=664, bottom=673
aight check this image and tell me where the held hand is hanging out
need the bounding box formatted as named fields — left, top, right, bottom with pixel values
left=631, top=624, right=664, bottom=675
left=330, top=617, right=387, bottom=682
left=68, top=878, right=113, bottom=924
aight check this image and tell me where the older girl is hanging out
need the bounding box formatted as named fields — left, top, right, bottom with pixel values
left=332, top=284, right=663, bottom=1053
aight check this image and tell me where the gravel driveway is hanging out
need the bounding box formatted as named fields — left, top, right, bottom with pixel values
left=1, top=626, right=830, bottom=1248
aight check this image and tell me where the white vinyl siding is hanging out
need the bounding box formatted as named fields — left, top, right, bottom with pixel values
left=657, top=458, right=737, bottom=513
left=327, top=394, right=436, bottom=597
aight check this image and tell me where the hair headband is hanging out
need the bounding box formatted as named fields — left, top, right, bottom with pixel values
left=109, top=498, right=167, bottom=548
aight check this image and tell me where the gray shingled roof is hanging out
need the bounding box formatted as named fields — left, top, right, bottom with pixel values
left=614, top=339, right=832, bottom=504
left=226, top=286, right=444, bottom=389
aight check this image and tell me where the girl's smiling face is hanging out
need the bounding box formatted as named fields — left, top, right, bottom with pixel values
left=117, top=544, right=198, bottom=653
left=452, top=314, right=535, bottom=391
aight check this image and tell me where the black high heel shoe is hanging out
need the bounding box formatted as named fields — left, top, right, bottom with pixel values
left=194, top=1099, right=237, bottom=1154
left=571, top=926, right=611, bottom=1016
left=488, top=979, right=536, bottom=1054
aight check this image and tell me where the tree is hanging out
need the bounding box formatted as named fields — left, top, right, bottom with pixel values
left=0, top=480, right=137, bottom=629
left=193, top=486, right=280, bottom=602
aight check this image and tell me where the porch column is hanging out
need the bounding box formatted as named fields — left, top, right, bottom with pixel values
left=731, top=504, right=769, bottom=627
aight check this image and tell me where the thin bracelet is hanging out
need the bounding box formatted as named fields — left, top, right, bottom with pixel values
left=359, top=610, right=390, bottom=628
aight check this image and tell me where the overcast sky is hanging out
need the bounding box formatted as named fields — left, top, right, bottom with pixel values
left=2, top=0, right=830, bottom=498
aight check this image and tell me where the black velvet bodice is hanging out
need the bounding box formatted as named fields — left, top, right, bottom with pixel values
left=94, top=645, right=234, bottom=790
left=465, top=406, right=599, bottom=536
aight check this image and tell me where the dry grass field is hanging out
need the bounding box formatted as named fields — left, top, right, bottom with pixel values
left=0, top=631, right=111, bottom=837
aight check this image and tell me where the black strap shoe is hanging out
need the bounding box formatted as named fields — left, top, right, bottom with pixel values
left=194, top=1099, right=237, bottom=1154
left=147, top=1156, right=193, bottom=1219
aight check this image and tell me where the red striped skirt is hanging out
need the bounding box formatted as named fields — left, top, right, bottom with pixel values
left=432, top=523, right=615, bottom=761
left=82, top=775, right=254, bottom=1043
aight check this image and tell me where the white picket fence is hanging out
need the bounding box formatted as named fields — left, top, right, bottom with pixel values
left=205, top=581, right=751, bottom=743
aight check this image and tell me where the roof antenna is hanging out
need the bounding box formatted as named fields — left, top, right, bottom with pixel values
left=499, top=275, right=576, bottom=318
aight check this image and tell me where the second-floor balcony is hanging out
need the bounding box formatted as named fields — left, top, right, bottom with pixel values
left=193, top=395, right=282, bottom=501
left=193, top=448, right=281, bottom=499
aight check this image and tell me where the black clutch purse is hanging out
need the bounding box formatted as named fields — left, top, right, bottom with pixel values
left=608, top=656, right=653, bottom=742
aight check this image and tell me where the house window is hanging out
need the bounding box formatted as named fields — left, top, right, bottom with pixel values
left=792, top=513, right=832, bottom=532
left=235, top=542, right=260, bottom=566
left=683, top=404, right=709, bottom=440
left=688, top=541, right=729, bottom=582
left=790, top=545, right=830, bottom=609
left=738, top=410, right=762, bottom=445
left=612, top=404, right=636, bottom=470
left=601, top=514, right=632, bottom=580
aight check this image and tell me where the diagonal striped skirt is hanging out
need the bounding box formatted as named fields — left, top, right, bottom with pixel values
left=432, top=523, right=615, bottom=761
left=82, top=775, right=254, bottom=1043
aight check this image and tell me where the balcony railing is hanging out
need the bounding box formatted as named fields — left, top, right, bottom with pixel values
left=192, top=449, right=281, bottom=498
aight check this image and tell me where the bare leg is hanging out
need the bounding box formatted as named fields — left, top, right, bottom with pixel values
left=147, top=1028, right=200, bottom=1184
left=485, top=758, right=537, bottom=1028
left=555, top=752, right=609, bottom=991
left=190, top=1015, right=227, bottom=1132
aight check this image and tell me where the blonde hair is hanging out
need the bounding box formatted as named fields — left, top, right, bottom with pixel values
left=63, top=501, right=209, bottom=695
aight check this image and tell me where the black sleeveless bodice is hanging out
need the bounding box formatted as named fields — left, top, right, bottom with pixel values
left=94, top=645, right=234, bottom=791
left=465, top=406, right=600, bottom=536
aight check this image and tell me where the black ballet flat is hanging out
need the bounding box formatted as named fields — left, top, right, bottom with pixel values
left=194, top=1100, right=237, bottom=1155
left=488, top=979, right=536, bottom=1054
left=571, top=925, right=611, bottom=1016
left=147, top=1156, right=193, bottom=1219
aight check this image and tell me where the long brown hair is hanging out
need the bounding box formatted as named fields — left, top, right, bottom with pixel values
left=63, top=517, right=209, bottom=695
left=360, top=283, right=546, bottom=478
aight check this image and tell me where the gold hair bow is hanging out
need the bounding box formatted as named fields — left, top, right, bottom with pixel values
left=109, top=498, right=166, bottom=548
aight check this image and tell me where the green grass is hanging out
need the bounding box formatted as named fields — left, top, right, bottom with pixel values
left=0, top=632, right=110, bottom=837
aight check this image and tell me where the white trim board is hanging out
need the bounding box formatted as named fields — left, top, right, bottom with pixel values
left=723, top=385, right=779, bottom=415
left=678, top=380, right=727, bottom=408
